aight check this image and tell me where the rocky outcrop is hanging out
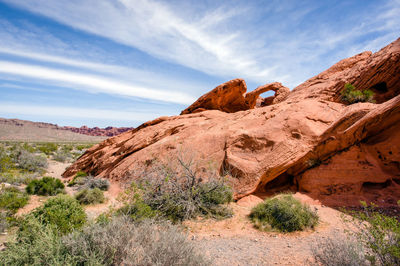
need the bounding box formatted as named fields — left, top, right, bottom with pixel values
left=64, top=37, right=400, bottom=207
left=62, top=126, right=133, bottom=137
left=180, top=79, right=289, bottom=114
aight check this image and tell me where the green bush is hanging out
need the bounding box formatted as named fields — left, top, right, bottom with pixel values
left=26, top=176, right=65, bottom=196
left=0, top=216, right=69, bottom=265
left=0, top=145, right=14, bottom=172
left=121, top=157, right=233, bottom=222
left=117, top=193, right=159, bottom=222
left=0, top=186, right=29, bottom=213
left=37, top=143, right=58, bottom=155
left=341, top=83, right=374, bottom=104
left=67, top=171, right=87, bottom=186
left=30, top=194, right=86, bottom=234
left=346, top=202, right=400, bottom=265
left=75, top=188, right=105, bottom=205
left=249, top=194, right=319, bottom=232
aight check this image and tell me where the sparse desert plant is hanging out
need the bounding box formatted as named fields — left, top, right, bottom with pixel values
left=52, top=150, right=70, bottom=162
left=0, top=210, right=8, bottom=233
left=29, top=194, right=86, bottom=234
left=341, top=83, right=375, bottom=104
left=82, top=176, right=110, bottom=191
left=62, top=216, right=210, bottom=265
left=12, top=149, right=48, bottom=172
left=117, top=192, right=159, bottom=222
left=75, top=188, right=105, bottom=205
left=312, top=235, right=368, bottom=266
left=0, top=186, right=29, bottom=213
left=68, top=170, right=87, bottom=186
left=0, top=145, right=13, bottom=172
left=120, top=155, right=233, bottom=222
left=249, top=193, right=319, bottom=232
left=0, top=171, right=39, bottom=185
left=345, top=202, right=400, bottom=265
left=37, top=142, right=58, bottom=155
left=26, top=176, right=65, bottom=196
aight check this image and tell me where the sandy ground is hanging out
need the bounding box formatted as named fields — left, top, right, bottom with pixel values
left=9, top=161, right=356, bottom=265
left=186, top=193, right=352, bottom=265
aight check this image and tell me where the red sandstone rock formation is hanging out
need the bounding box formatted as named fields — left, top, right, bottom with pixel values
left=62, top=126, right=133, bottom=137
left=64, top=37, right=400, bottom=207
left=180, top=79, right=289, bottom=114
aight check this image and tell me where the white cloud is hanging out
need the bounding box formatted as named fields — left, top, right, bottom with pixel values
left=1, top=0, right=399, bottom=89
left=0, top=102, right=163, bottom=121
left=0, top=61, right=196, bottom=104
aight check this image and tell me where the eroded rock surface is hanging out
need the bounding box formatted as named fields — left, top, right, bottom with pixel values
left=64, top=37, right=400, bottom=207
left=180, top=79, right=289, bottom=114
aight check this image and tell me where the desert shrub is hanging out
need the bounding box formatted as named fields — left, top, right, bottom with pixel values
left=83, top=176, right=110, bottom=191
left=75, top=188, right=105, bottom=205
left=37, top=143, right=58, bottom=155
left=312, top=235, right=368, bottom=266
left=30, top=194, right=86, bottom=234
left=52, top=150, right=70, bottom=162
left=0, top=216, right=209, bottom=265
left=68, top=173, right=109, bottom=191
left=26, top=176, right=65, bottom=196
left=0, top=171, right=39, bottom=185
left=62, top=216, right=210, bottom=265
left=12, top=149, right=48, bottom=172
left=345, top=202, right=400, bottom=265
left=0, top=216, right=69, bottom=265
left=75, top=144, right=92, bottom=151
left=117, top=193, right=159, bottom=222
left=0, top=145, right=13, bottom=172
left=249, top=194, right=319, bottom=232
left=0, top=210, right=8, bottom=233
left=0, top=186, right=29, bottom=213
left=121, top=156, right=233, bottom=222
left=341, top=83, right=374, bottom=104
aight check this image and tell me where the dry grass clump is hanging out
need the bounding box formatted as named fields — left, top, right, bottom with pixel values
left=249, top=193, right=318, bottom=232
left=312, top=235, right=368, bottom=266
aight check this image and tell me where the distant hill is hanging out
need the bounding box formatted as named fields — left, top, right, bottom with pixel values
left=0, top=118, right=107, bottom=142
left=62, top=125, right=133, bottom=137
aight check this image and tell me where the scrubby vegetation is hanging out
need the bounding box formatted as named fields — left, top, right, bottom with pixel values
left=26, top=176, right=65, bottom=196
left=119, top=156, right=233, bottom=222
left=341, top=83, right=375, bottom=104
left=344, top=202, right=400, bottom=265
left=0, top=215, right=209, bottom=265
left=75, top=188, right=105, bottom=205
left=312, top=236, right=367, bottom=266
left=249, top=194, right=319, bottom=232
left=28, top=194, right=87, bottom=234
left=0, top=186, right=29, bottom=213
left=68, top=172, right=110, bottom=191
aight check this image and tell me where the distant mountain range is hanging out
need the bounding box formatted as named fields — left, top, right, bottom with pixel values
left=0, top=118, right=133, bottom=142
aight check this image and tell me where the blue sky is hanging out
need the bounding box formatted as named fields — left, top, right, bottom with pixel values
left=0, top=0, right=399, bottom=127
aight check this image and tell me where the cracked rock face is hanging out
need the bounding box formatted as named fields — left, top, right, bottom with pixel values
left=64, top=37, right=400, bottom=207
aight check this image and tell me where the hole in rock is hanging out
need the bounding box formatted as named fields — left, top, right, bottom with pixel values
left=260, top=172, right=296, bottom=195
left=393, top=178, right=400, bottom=185
left=362, top=179, right=391, bottom=190
left=370, top=82, right=388, bottom=93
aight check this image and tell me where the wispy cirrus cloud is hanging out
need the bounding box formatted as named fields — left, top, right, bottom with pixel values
left=3, top=0, right=399, bottom=88
left=0, top=61, right=196, bottom=104
left=0, top=102, right=162, bottom=122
